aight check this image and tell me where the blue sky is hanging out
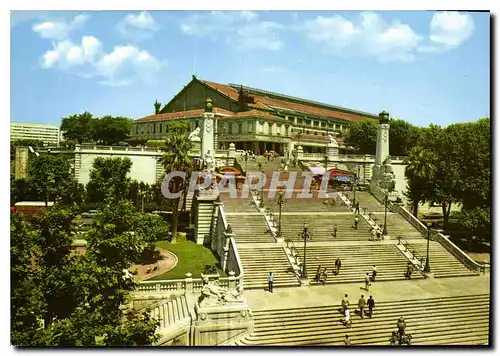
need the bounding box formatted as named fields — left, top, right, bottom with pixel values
left=10, top=10, right=490, bottom=127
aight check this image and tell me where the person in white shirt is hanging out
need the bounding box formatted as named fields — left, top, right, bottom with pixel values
left=343, top=307, right=352, bottom=327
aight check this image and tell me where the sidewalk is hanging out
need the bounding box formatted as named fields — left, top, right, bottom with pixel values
left=242, top=275, right=490, bottom=310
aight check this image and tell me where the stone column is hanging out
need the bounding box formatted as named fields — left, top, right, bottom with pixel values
left=202, top=98, right=215, bottom=158
left=371, top=110, right=390, bottom=186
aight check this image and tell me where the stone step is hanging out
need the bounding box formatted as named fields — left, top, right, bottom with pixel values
left=237, top=294, right=489, bottom=346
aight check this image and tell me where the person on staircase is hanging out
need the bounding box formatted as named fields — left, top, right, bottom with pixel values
left=342, top=307, right=352, bottom=328
left=267, top=272, right=274, bottom=293
left=355, top=201, right=360, bottom=214
left=397, top=317, right=407, bottom=336
left=353, top=216, right=359, bottom=230
left=358, top=294, right=366, bottom=319
left=363, top=272, right=371, bottom=291
left=344, top=334, right=352, bottom=345
left=367, top=295, right=375, bottom=318
left=341, top=294, right=350, bottom=314
left=332, top=224, right=338, bottom=238
left=334, top=258, right=342, bottom=275
left=405, top=263, right=413, bottom=279
left=371, top=265, right=378, bottom=282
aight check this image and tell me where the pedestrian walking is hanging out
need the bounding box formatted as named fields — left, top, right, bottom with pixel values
left=405, top=263, right=413, bottom=279
left=364, top=272, right=371, bottom=291
left=367, top=295, right=375, bottom=318
left=344, top=334, right=352, bottom=345
left=358, top=294, right=366, bottom=319
left=341, top=294, right=350, bottom=314
left=343, top=307, right=352, bottom=328
left=332, top=224, right=338, bottom=238
left=372, top=265, right=378, bottom=282
left=267, top=272, right=274, bottom=293
left=355, top=202, right=360, bottom=214
left=334, top=258, right=342, bottom=275
left=354, top=216, right=359, bottom=230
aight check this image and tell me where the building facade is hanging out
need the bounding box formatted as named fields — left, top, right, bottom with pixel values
left=10, top=122, right=61, bottom=146
left=132, top=76, right=379, bottom=154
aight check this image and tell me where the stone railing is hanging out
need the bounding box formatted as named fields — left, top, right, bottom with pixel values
left=136, top=204, right=244, bottom=295
left=136, top=269, right=242, bottom=295
left=433, top=232, right=488, bottom=275
left=390, top=198, right=487, bottom=275
left=394, top=205, right=428, bottom=235
left=77, top=144, right=162, bottom=152
left=369, top=186, right=487, bottom=275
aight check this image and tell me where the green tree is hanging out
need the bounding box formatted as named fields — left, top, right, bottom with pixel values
left=404, top=146, right=436, bottom=216
left=160, top=133, right=193, bottom=243
left=60, top=112, right=96, bottom=144
left=93, top=116, right=133, bottom=145
left=27, top=154, right=74, bottom=206
left=10, top=206, right=160, bottom=346
left=10, top=211, right=45, bottom=346
left=86, top=157, right=132, bottom=204
left=344, top=119, right=378, bottom=154
left=389, top=118, right=421, bottom=156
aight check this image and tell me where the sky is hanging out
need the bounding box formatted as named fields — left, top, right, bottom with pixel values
left=10, top=10, right=490, bottom=127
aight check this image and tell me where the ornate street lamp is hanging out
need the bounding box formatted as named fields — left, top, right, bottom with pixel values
left=424, top=221, right=434, bottom=273
left=382, top=193, right=388, bottom=235
left=300, top=222, right=311, bottom=278
left=276, top=189, right=287, bottom=237
left=352, top=173, right=358, bottom=207
left=259, top=167, right=265, bottom=208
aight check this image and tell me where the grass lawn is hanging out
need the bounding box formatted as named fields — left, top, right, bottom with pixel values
left=148, top=240, right=226, bottom=280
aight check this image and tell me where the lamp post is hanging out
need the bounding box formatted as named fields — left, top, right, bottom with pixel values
left=245, top=151, right=249, bottom=172
left=276, top=190, right=286, bottom=237
left=352, top=173, right=358, bottom=207
left=260, top=167, right=265, bottom=208
left=424, top=222, right=433, bottom=273
left=300, top=222, right=310, bottom=278
left=382, top=193, right=388, bottom=235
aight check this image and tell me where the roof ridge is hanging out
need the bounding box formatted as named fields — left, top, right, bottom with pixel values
left=228, top=83, right=377, bottom=118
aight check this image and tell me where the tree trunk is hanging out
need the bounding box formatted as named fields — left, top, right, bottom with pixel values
left=171, top=198, right=179, bottom=244
left=442, top=201, right=451, bottom=224
left=412, top=200, right=419, bottom=217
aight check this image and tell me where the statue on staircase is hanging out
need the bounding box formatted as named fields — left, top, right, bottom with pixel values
left=198, top=278, right=244, bottom=307
left=188, top=127, right=201, bottom=142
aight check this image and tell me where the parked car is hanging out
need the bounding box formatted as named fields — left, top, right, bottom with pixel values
left=264, top=150, right=280, bottom=158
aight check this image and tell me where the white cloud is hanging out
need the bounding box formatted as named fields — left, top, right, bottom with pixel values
left=429, top=11, right=475, bottom=48
left=300, top=12, right=423, bottom=61
left=116, top=11, right=158, bottom=41
left=32, top=14, right=90, bottom=40
left=40, top=36, right=164, bottom=86
left=179, top=11, right=284, bottom=51
left=95, top=45, right=163, bottom=86
left=42, top=36, right=102, bottom=69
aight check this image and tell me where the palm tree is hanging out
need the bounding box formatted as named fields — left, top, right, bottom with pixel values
left=404, top=146, right=436, bottom=217
left=160, top=133, right=193, bottom=243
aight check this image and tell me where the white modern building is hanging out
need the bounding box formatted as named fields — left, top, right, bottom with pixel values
left=10, top=122, right=61, bottom=146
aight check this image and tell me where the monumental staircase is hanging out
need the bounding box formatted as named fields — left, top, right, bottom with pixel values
left=238, top=246, right=300, bottom=290
left=226, top=214, right=275, bottom=244
left=280, top=214, right=372, bottom=242
left=296, top=243, right=425, bottom=285
left=233, top=294, right=490, bottom=346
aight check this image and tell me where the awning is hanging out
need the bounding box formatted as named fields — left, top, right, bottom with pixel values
left=328, top=168, right=356, bottom=177
left=310, top=167, right=326, bottom=175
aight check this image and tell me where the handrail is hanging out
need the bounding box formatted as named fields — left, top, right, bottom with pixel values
left=391, top=200, right=487, bottom=275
